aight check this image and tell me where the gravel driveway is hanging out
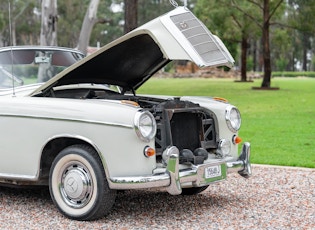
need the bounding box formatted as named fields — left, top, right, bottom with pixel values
left=0, top=165, right=314, bottom=229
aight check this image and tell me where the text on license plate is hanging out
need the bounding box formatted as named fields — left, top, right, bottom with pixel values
left=205, top=165, right=221, bottom=179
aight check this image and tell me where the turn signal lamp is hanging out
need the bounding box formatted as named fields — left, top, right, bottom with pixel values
left=233, top=136, right=242, bottom=144
left=213, top=97, right=228, bottom=103
left=144, top=146, right=155, bottom=157
left=121, top=100, right=139, bottom=107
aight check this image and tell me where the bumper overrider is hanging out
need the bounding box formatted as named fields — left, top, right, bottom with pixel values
left=109, top=142, right=251, bottom=195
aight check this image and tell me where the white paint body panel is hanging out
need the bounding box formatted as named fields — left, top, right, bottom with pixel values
left=0, top=97, right=156, bottom=179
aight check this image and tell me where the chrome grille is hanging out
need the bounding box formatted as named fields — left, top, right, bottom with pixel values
left=170, top=12, right=227, bottom=65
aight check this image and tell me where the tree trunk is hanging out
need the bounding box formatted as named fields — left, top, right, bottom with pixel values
left=240, top=35, right=248, bottom=81
left=302, top=32, right=308, bottom=71
left=302, top=47, right=307, bottom=71
left=253, top=39, right=257, bottom=72
left=124, top=0, right=138, bottom=34
left=77, top=0, right=100, bottom=54
left=38, top=0, right=58, bottom=83
left=261, top=0, right=271, bottom=88
left=11, top=21, right=16, bottom=46
left=40, top=0, right=58, bottom=46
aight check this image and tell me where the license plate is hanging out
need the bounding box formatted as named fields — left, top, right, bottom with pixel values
left=205, top=165, right=221, bottom=179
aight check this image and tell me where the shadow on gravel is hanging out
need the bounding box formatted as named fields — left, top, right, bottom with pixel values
left=0, top=186, right=237, bottom=220
left=0, top=186, right=50, bottom=199
left=106, top=189, right=237, bottom=220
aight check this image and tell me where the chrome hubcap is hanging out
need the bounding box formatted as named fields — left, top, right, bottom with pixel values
left=60, top=162, right=93, bottom=208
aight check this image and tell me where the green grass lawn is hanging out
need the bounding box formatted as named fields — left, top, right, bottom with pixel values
left=137, top=77, right=315, bottom=168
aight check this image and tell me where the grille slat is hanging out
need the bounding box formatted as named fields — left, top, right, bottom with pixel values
left=170, top=12, right=231, bottom=66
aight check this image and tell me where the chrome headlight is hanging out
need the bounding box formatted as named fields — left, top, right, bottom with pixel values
left=134, top=111, right=157, bottom=142
left=225, top=106, right=241, bottom=132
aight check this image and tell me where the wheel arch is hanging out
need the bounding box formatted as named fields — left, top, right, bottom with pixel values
left=39, top=135, right=108, bottom=184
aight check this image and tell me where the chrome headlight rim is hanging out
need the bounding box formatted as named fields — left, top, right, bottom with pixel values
left=134, top=110, right=157, bottom=142
left=225, top=106, right=241, bottom=133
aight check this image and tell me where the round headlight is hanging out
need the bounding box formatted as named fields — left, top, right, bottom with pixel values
left=134, top=111, right=157, bottom=142
left=225, top=106, right=241, bottom=132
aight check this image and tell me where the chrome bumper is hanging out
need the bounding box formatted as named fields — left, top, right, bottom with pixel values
left=109, top=142, right=251, bottom=195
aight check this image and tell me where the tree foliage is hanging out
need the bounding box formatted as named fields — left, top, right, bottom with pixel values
left=0, top=0, right=315, bottom=77
left=195, top=0, right=309, bottom=87
left=0, top=0, right=39, bottom=46
left=287, top=0, right=315, bottom=71
left=195, top=0, right=259, bottom=81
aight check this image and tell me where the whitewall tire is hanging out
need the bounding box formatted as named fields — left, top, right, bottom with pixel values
left=49, top=144, right=116, bottom=220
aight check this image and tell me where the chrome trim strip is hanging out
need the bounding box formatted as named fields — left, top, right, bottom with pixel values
left=0, top=173, right=37, bottom=181
left=109, top=174, right=171, bottom=190
left=0, top=114, right=133, bottom=129
left=0, top=46, right=83, bottom=54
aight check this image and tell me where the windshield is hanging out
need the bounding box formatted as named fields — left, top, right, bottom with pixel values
left=0, top=48, right=84, bottom=89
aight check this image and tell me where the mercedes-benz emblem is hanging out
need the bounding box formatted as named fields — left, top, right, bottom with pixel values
left=179, top=22, right=188, bottom=29
left=66, top=177, right=78, bottom=192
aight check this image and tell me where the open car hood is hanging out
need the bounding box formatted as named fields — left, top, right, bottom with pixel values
left=31, top=7, right=234, bottom=96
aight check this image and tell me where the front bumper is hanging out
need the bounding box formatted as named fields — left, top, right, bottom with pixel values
left=109, top=142, right=251, bottom=195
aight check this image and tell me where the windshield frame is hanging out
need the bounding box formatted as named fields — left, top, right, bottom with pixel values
left=0, top=46, right=84, bottom=89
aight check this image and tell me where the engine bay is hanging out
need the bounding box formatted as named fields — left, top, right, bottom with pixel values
left=38, top=86, right=219, bottom=165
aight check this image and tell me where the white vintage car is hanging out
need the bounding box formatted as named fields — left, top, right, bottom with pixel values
left=0, top=7, right=251, bottom=220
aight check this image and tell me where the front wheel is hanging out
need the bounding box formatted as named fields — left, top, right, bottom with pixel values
left=49, top=144, right=116, bottom=220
